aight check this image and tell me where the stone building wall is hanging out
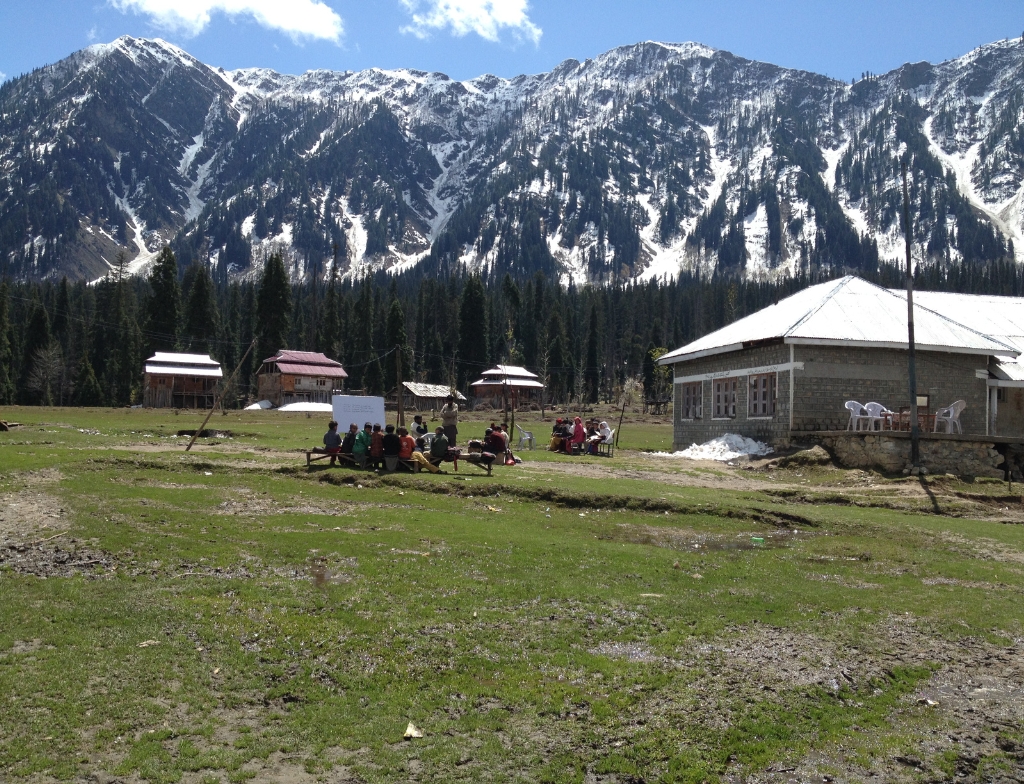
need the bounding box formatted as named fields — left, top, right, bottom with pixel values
left=813, top=433, right=1006, bottom=478
left=671, top=342, right=792, bottom=450
left=791, top=345, right=989, bottom=435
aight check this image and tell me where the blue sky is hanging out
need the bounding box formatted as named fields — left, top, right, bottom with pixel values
left=0, top=1, right=1021, bottom=84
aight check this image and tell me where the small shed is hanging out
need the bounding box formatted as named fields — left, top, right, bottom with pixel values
left=396, top=382, right=466, bottom=411
left=470, top=365, right=545, bottom=409
left=143, top=352, right=223, bottom=409
left=257, top=350, right=348, bottom=407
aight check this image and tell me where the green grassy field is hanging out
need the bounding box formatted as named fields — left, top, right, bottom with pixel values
left=1, top=406, right=1022, bottom=783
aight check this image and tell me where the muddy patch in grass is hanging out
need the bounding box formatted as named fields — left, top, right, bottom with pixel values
left=0, top=539, right=115, bottom=578
left=671, top=618, right=1024, bottom=783
left=386, top=477, right=818, bottom=528
left=600, top=522, right=802, bottom=552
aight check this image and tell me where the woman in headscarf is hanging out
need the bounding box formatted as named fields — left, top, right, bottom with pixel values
left=566, top=416, right=586, bottom=454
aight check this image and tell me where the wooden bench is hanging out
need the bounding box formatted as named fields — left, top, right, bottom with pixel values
left=383, top=456, right=422, bottom=473
left=306, top=450, right=365, bottom=469
left=462, top=453, right=494, bottom=476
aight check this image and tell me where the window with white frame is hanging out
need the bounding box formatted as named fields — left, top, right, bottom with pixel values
left=713, top=378, right=738, bottom=418
left=748, top=373, right=777, bottom=417
left=680, top=382, right=702, bottom=419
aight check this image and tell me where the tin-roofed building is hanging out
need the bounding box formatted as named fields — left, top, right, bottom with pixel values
left=142, top=353, right=223, bottom=409
left=256, top=350, right=348, bottom=407
left=396, top=382, right=466, bottom=411
left=470, top=365, right=545, bottom=409
left=657, top=276, right=1024, bottom=449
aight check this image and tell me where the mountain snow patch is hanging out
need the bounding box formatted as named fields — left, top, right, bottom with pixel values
left=654, top=434, right=774, bottom=461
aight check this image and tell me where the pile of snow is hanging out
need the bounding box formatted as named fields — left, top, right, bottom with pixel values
left=244, top=400, right=273, bottom=410
left=276, top=402, right=333, bottom=413
left=654, top=434, right=774, bottom=461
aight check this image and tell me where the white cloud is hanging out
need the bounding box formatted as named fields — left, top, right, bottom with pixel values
left=400, top=0, right=541, bottom=44
left=87, top=25, right=99, bottom=42
left=0, top=72, right=6, bottom=83
left=109, top=0, right=343, bottom=42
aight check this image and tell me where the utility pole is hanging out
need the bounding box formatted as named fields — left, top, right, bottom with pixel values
left=395, top=343, right=405, bottom=428
left=186, top=337, right=257, bottom=452
left=902, top=160, right=921, bottom=469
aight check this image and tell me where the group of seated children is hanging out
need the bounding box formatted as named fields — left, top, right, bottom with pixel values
left=466, top=422, right=516, bottom=467
left=548, top=416, right=612, bottom=454
left=319, top=420, right=456, bottom=473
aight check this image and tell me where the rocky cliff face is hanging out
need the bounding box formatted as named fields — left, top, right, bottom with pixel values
left=2, top=35, right=1023, bottom=283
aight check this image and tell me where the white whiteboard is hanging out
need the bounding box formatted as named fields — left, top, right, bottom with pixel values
left=332, top=395, right=386, bottom=429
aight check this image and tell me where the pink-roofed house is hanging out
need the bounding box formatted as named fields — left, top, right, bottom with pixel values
left=256, top=350, right=348, bottom=407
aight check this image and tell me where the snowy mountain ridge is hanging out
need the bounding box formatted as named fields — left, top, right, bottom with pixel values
left=2, top=34, right=1023, bottom=283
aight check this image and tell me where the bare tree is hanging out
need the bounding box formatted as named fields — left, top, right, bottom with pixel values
left=536, top=345, right=550, bottom=419
left=27, top=344, right=67, bottom=406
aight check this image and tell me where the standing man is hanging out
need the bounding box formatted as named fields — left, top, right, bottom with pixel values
left=440, top=395, right=460, bottom=445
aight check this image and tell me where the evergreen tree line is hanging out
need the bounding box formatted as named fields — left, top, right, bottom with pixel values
left=1, top=250, right=1023, bottom=409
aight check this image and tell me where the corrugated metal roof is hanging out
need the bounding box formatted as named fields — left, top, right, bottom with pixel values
left=146, top=352, right=220, bottom=366
left=993, top=360, right=1024, bottom=383
left=261, top=349, right=348, bottom=378
left=263, top=349, right=344, bottom=366
left=402, top=382, right=466, bottom=400
left=911, top=291, right=1024, bottom=355
left=275, top=362, right=348, bottom=378
left=471, top=378, right=545, bottom=389
left=480, top=365, right=539, bottom=379
left=659, top=276, right=1020, bottom=365
left=145, top=364, right=223, bottom=378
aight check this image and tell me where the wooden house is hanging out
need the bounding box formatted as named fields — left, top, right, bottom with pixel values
left=256, top=350, right=348, bottom=407
left=470, top=365, right=545, bottom=409
left=143, top=353, right=223, bottom=409
left=395, top=382, right=466, bottom=411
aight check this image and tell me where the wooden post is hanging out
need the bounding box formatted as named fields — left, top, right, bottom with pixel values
left=615, top=398, right=627, bottom=448
left=395, top=344, right=405, bottom=428
left=902, top=161, right=920, bottom=468
left=186, top=338, right=256, bottom=452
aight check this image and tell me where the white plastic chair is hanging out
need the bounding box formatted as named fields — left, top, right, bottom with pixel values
left=934, top=400, right=966, bottom=434
left=845, top=401, right=869, bottom=431
left=515, top=424, right=535, bottom=450
left=863, top=402, right=891, bottom=431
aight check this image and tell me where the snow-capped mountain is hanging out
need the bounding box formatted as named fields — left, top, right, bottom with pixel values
left=1, top=34, right=1023, bottom=283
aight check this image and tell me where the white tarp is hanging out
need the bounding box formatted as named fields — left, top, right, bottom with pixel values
left=277, top=402, right=333, bottom=413
left=332, top=395, right=386, bottom=428
left=653, top=434, right=774, bottom=461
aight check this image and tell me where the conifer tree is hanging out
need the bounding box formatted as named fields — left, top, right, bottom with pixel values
left=457, top=275, right=488, bottom=388
left=255, top=253, right=291, bottom=362
left=319, top=272, right=341, bottom=360
left=183, top=261, right=219, bottom=355
left=147, top=247, right=180, bottom=353
left=53, top=278, right=72, bottom=353
left=585, top=302, right=601, bottom=402
left=19, top=299, right=52, bottom=405
left=547, top=310, right=567, bottom=403
left=0, top=283, right=13, bottom=404
left=72, top=356, right=104, bottom=406
left=384, top=297, right=408, bottom=392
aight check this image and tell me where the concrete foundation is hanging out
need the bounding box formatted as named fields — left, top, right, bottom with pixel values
left=805, top=431, right=1016, bottom=478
